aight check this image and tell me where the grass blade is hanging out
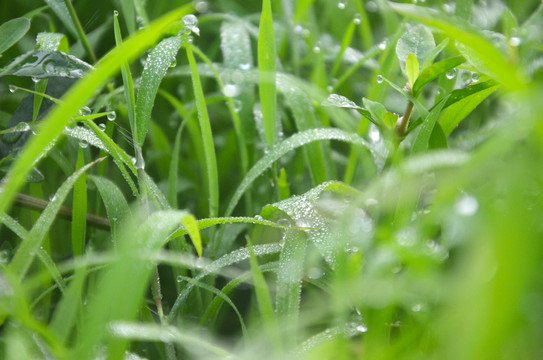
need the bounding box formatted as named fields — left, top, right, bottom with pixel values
left=71, top=147, right=87, bottom=256
left=0, top=17, right=30, bottom=55
left=258, top=0, right=278, bottom=148
left=412, top=98, right=447, bottom=153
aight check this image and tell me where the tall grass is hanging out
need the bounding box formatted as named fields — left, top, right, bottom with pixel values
left=1, top=0, right=542, bottom=359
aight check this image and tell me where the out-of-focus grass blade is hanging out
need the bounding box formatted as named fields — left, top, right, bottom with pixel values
left=0, top=18, right=30, bottom=55
left=119, top=0, right=136, bottom=34
left=258, top=0, right=278, bottom=148
left=0, top=50, right=92, bottom=78
left=185, top=43, right=219, bottom=218
left=42, top=0, right=77, bottom=37
left=108, top=322, right=232, bottom=357
left=276, top=229, right=307, bottom=347
left=225, top=128, right=377, bottom=217
left=0, top=6, right=191, bottom=219
left=179, top=213, right=202, bottom=257
left=135, top=36, right=183, bottom=147
left=88, top=175, right=130, bottom=243
left=455, top=0, right=474, bottom=19
left=168, top=121, right=185, bottom=208
left=389, top=3, right=527, bottom=91
left=331, top=21, right=357, bottom=78
left=71, top=147, right=87, bottom=256
left=248, top=238, right=282, bottom=353
left=413, top=55, right=465, bottom=96
left=412, top=98, right=447, bottom=153
left=8, top=158, right=103, bottom=280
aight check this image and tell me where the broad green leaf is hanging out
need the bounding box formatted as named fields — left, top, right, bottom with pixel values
left=71, top=147, right=87, bottom=257
left=440, top=82, right=500, bottom=135
left=363, top=97, right=387, bottom=125
left=0, top=51, right=92, bottom=78
left=413, top=55, right=465, bottom=96
left=8, top=158, right=103, bottom=279
left=422, top=38, right=449, bottom=69
left=135, top=36, right=183, bottom=147
left=396, top=24, right=435, bottom=75
left=406, top=53, right=420, bottom=88
left=224, top=128, right=378, bottom=217
left=185, top=43, right=219, bottom=218
left=0, top=18, right=31, bottom=55
left=389, top=3, right=526, bottom=91
left=412, top=98, right=447, bottom=153
left=321, top=94, right=375, bottom=126
left=36, top=32, right=69, bottom=52
left=0, top=5, right=192, bottom=243
left=258, top=0, right=278, bottom=148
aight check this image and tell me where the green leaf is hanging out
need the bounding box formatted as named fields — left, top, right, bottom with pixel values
left=135, top=36, right=183, bottom=147
left=71, top=147, right=87, bottom=257
left=322, top=94, right=376, bottom=126
left=440, top=82, right=500, bottom=135
left=406, top=53, right=420, bottom=88
left=413, top=55, right=465, bottom=96
left=178, top=213, right=202, bottom=257
left=36, top=32, right=69, bottom=52
left=422, top=38, right=449, bottom=69
left=8, top=158, right=103, bottom=279
left=224, top=128, right=378, bottom=217
left=258, top=0, right=277, bottom=148
left=396, top=24, right=435, bottom=75
left=42, top=0, right=78, bottom=37
left=0, top=51, right=92, bottom=79
left=185, top=43, right=219, bottom=219
left=0, top=18, right=31, bottom=56
left=389, top=3, right=526, bottom=91
left=412, top=98, right=447, bottom=153
left=363, top=97, right=387, bottom=125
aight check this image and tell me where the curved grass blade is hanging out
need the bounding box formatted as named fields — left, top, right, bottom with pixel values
left=224, top=128, right=377, bottom=217
left=185, top=43, right=219, bottom=218
left=0, top=17, right=31, bottom=55
left=412, top=98, right=447, bottom=153
left=413, top=55, right=465, bottom=96
left=168, top=120, right=185, bottom=208
left=71, top=147, right=87, bottom=256
left=0, top=5, right=191, bottom=219
left=258, top=0, right=278, bottom=148
left=8, top=158, right=104, bottom=280
left=135, top=36, right=184, bottom=147
left=109, top=322, right=232, bottom=357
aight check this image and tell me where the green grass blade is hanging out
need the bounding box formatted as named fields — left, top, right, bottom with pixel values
left=258, top=0, right=278, bottom=148
left=185, top=43, right=219, bottom=219
left=119, top=0, right=136, bottom=34
left=225, top=128, right=377, bottom=217
left=8, top=158, right=103, bottom=280
left=71, top=147, right=87, bottom=256
left=413, top=55, right=465, bottom=96
left=135, top=36, right=184, bottom=148
left=412, top=98, right=447, bottom=154
left=42, top=0, right=78, bottom=37
left=168, top=121, right=185, bottom=208
left=0, top=17, right=30, bottom=55
left=179, top=213, right=202, bottom=257
left=0, top=5, right=192, bottom=221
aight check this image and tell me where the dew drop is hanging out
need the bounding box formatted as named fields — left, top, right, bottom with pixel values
left=15, top=122, right=30, bottom=132
left=446, top=68, right=457, bottom=79
left=99, top=123, right=106, bottom=131
left=337, top=1, right=346, bottom=10
left=177, top=276, right=183, bottom=283
left=312, top=46, right=321, bottom=54
left=233, top=99, right=243, bottom=112
left=255, top=215, right=264, bottom=221
left=49, top=194, right=57, bottom=202
left=170, top=59, right=177, bottom=68
left=509, top=37, right=521, bottom=47
left=113, top=10, right=119, bottom=16
left=366, top=1, right=378, bottom=12
left=194, top=1, right=209, bottom=13
left=79, top=106, right=91, bottom=116
left=368, top=127, right=380, bottom=141
left=353, top=13, right=362, bottom=25
left=183, top=14, right=200, bottom=36
left=107, top=111, right=116, bottom=121
left=471, top=72, right=480, bottom=83
left=356, top=325, right=368, bottom=333
left=378, top=39, right=388, bottom=50
left=31, top=77, right=40, bottom=83
left=294, top=24, right=304, bottom=35
left=454, top=194, right=478, bottom=216
left=8, top=85, right=17, bottom=93
left=277, top=218, right=291, bottom=227
left=239, top=63, right=251, bottom=70
left=376, top=74, right=384, bottom=84
left=223, top=84, right=241, bottom=98
left=80, top=140, right=89, bottom=148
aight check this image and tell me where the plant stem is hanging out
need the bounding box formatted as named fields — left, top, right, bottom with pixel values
left=63, top=0, right=97, bottom=63
left=395, top=84, right=415, bottom=138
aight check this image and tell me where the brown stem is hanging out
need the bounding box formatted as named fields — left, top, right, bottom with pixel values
left=15, top=193, right=110, bottom=231
left=395, top=84, right=415, bottom=138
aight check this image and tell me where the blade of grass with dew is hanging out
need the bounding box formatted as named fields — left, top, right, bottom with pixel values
left=248, top=237, right=282, bottom=353
left=331, top=21, right=357, bottom=79
left=74, top=210, right=197, bottom=360
left=185, top=42, right=219, bottom=219
left=88, top=175, right=130, bottom=244
left=119, top=0, right=136, bottom=34
left=389, top=3, right=526, bottom=91
left=135, top=35, right=184, bottom=148
left=258, top=0, right=278, bottom=148
left=0, top=17, right=30, bottom=55
left=168, top=120, right=185, bottom=208
left=113, top=10, right=136, bottom=138
left=141, top=171, right=172, bottom=210
left=167, top=243, right=283, bottom=322
left=224, top=128, right=377, bottom=217
left=413, top=55, right=465, bottom=96
left=412, top=97, right=447, bottom=154
left=0, top=5, right=192, bottom=220
left=178, top=275, right=247, bottom=336
left=275, top=229, right=307, bottom=347
left=0, top=50, right=93, bottom=78
left=7, top=158, right=104, bottom=280
left=71, top=147, right=87, bottom=256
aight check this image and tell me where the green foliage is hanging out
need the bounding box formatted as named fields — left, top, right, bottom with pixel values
left=1, top=0, right=543, bottom=359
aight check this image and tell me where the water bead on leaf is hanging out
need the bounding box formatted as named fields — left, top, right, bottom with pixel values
left=509, top=37, right=521, bottom=47
left=8, top=85, right=17, bottom=93
left=233, top=100, right=243, bottom=112
left=446, top=68, right=457, bottom=79
left=99, top=123, right=106, bottom=131
left=471, top=73, right=480, bottom=83
left=80, top=140, right=89, bottom=148
left=338, top=1, right=346, bottom=10
left=182, top=14, right=200, bottom=36
left=353, top=13, right=362, bottom=25
left=312, top=46, right=321, bottom=54
left=378, top=39, right=388, bottom=50
left=113, top=10, right=119, bottom=16
left=194, top=1, right=209, bottom=13
left=15, top=122, right=30, bottom=132
left=223, top=84, right=241, bottom=98
left=31, top=77, right=40, bottom=83
left=376, top=74, right=384, bottom=84
left=107, top=111, right=116, bottom=121
left=79, top=106, right=91, bottom=116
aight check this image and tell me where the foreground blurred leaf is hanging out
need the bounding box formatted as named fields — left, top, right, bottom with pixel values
left=0, top=18, right=31, bottom=56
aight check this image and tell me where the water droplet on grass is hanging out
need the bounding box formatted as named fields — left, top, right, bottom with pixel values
left=113, top=10, right=119, bottom=16
left=376, top=75, right=384, bottom=84
left=223, top=84, right=241, bottom=97
left=378, top=39, right=388, bottom=50
left=337, top=1, right=346, bottom=10
left=107, top=111, right=116, bottom=121
left=169, top=59, right=177, bottom=68
left=509, top=37, right=521, bottom=47
left=183, top=14, right=200, bottom=36
left=233, top=100, right=243, bottom=112
left=366, top=1, right=378, bottom=12
left=80, top=140, right=88, bottom=148
left=99, top=123, right=106, bottom=131
left=455, top=194, right=478, bottom=216
left=31, top=77, right=40, bottom=83
left=278, top=218, right=291, bottom=227
left=194, top=1, right=208, bottom=13
left=15, top=122, right=30, bottom=132
left=79, top=106, right=91, bottom=116
left=471, top=73, right=480, bottom=82
left=353, top=13, right=362, bottom=25
left=177, top=276, right=183, bottom=283
left=446, top=68, right=457, bottom=79
left=239, top=63, right=251, bottom=70
left=313, top=46, right=321, bottom=54
left=8, top=85, right=17, bottom=93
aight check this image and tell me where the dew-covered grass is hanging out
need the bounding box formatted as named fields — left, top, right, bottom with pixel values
left=1, top=0, right=543, bottom=359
